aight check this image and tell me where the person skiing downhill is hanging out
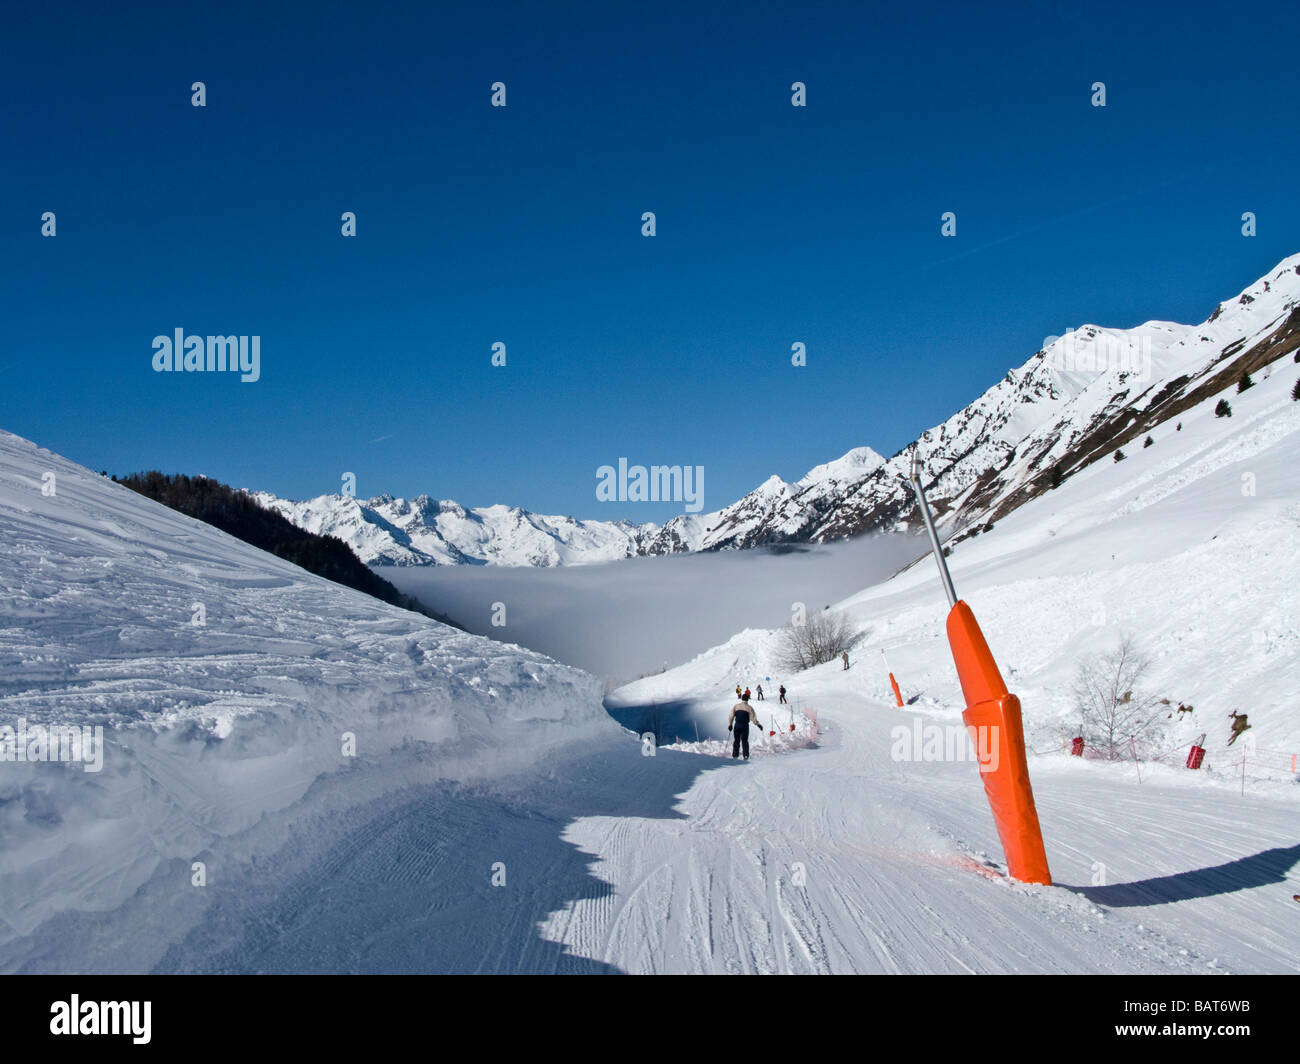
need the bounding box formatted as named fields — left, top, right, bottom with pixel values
left=755, top=684, right=764, bottom=701
left=778, top=685, right=787, bottom=704
left=728, top=693, right=761, bottom=760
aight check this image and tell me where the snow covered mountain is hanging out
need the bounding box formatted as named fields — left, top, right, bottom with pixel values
left=647, top=252, right=1300, bottom=553
left=247, top=490, right=656, bottom=568
left=247, top=447, right=892, bottom=567
left=251, top=254, right=1300, bottom=567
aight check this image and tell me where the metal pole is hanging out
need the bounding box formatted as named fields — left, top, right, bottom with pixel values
left=907, top=452, right=958, bottom=608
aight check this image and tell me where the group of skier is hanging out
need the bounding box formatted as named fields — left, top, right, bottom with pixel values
left=727, top=680, right=788, bottom=760
left=733, top=682, right=786, bottom=704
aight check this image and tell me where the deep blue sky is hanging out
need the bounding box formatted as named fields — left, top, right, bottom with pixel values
left=3, top=0, right=1296, bottom=521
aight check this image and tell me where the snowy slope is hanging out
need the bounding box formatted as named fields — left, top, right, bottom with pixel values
left=0, top=430, right=616, bottom=972
left=250, top=255, right=1300, bottom=568
left=585, top=350, right=1300, bottom=973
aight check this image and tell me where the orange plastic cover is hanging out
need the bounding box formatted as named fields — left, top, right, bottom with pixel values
left=946, top=601, right=1008, bottom=707
left=948, top=602, right=1052, bottom=885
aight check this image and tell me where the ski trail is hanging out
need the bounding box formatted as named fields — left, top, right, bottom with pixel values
left=541, top=692, right=1299, bottom=974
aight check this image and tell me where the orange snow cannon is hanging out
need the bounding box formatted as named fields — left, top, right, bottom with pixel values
left=907, top=455, right=1052, bottom=886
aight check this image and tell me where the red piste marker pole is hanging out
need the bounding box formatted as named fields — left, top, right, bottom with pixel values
left=907, top=454, right=1051, bottom=886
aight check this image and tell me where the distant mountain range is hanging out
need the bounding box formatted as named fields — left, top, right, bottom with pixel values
left=251, top=254, right=1300, bottom=566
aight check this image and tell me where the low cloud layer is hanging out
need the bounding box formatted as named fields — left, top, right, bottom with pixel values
left=385, top=533, right=923, bottom=685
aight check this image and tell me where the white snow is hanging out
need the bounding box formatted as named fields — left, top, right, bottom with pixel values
left=0, top=430, right=616, bottom=971
left=796, top=446, right=887, bottom=488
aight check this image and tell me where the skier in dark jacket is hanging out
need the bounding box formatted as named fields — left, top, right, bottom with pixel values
left=778, top=685, right=787, bottom=704
left=728, top=693, right=761, bottom=760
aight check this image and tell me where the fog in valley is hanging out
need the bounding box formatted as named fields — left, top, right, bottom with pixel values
left=384, top=532, right=923, bottom=687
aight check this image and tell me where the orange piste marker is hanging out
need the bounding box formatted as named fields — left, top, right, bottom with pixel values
left=907, top=455, right=1051, bottom=885
left=881, top=649, right=905, bottom=707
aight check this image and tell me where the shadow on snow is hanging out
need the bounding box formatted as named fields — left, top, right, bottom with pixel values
left=152, top=731, right=722, bottom=974
left=1063, top=843, right=1300, bottom=908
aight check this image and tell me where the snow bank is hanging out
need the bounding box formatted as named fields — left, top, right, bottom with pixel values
left=0, top=430, right=616, bottom=971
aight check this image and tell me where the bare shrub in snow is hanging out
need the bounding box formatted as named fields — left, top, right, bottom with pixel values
left=774, top=609, right=863, bottom=673
left=1072, top=635, right=1167, bottom=760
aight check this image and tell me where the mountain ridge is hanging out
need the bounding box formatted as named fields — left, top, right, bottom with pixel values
left=251, top=254, right=1300, bottom=567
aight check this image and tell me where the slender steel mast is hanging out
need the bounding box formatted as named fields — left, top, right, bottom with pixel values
left=907, top=451, right=957, bottom=609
